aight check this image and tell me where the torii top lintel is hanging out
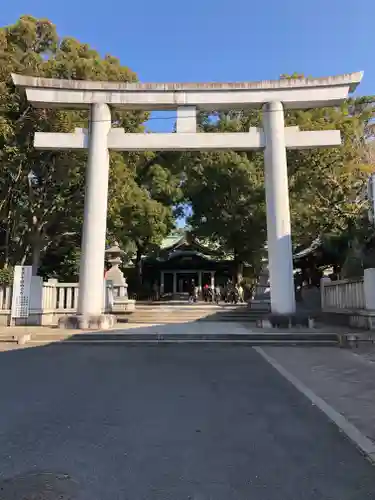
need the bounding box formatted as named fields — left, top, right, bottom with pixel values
left=12, top=72, right=363, bottom=111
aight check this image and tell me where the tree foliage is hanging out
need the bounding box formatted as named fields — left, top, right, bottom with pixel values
left=1, top=20, right=374, bottom=291
left=107, top=151, right=184, bottom=286
left=180, top=80, right=375, bottom=281
left=285, top=97, right=375, bottom=247
left=0, top=15, right=181, bottom=283
left=182, top=149, right=266, bottom=281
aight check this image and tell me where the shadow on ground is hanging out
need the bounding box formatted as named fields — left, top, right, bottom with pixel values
left=0, top=336, right=374, bottom=499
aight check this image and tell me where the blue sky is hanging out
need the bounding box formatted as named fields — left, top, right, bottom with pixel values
left=1, top=1, right=374, bottom=226
left=2, top=0, right=374, bottom=133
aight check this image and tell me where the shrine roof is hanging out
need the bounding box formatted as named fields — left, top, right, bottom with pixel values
left=160, top=231, right=186, bottom=249
left=141, top=231, right=228, bottom=264
left=293, top=237, right=322, bottom=260
left=160, top=231, right=220, bottom=254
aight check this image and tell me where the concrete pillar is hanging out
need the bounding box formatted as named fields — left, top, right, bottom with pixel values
left=78, top=103, right=111, bottom=317
left=160, top=272, right=164, bottom=295
left=173, top=272, right=177, bottom=295
left=262, top=101, right=296, bottom=314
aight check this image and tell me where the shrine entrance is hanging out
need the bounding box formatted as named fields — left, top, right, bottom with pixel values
left=176, top=273, right=198, bottom=294
left=161, top=272, right=199, bottom=295
left=160, top=270, right=213, bottom=296
left=12, top=71, right=362, bottom=323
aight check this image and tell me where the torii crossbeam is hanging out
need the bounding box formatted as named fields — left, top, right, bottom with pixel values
left=12, top=72, right=363, bottom=326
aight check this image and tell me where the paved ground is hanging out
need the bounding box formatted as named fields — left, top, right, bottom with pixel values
left=0, top=342, right=375, bottom=499
left=352, top=343, right=375, bottom=364
left=260, top=345, right=375, bottom=444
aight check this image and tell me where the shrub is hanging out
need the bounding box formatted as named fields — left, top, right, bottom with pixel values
left=0, top=267, right=13, bottom=286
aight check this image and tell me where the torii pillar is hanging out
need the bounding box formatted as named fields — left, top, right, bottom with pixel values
left=12, top=72, right=363, bottom=326
left=263, top=101, right=295, bottom=313
left=79, top=103, right=111, bottom=318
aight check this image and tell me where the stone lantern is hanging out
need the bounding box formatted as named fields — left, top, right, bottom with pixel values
left=105, top=241, right=128, bottom=299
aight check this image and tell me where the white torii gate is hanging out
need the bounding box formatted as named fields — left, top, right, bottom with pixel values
left=12, top=72, right=362, bottom=326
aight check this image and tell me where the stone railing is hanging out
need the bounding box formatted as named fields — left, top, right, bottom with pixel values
left=320, top=270, right=375, bottom=330
left=46, top=281, right=125, bottom=312
left=0, top=285, right=12, bottom=326
left=0, top=279, right=134, bottom=326
left=0, top=285, right=12, bottom=311
left=321, top=278, right=365, bottom=311
left=52, top=281, right=79, bottom=311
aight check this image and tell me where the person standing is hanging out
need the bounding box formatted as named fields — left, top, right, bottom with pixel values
left=237, top=283, right=244, bottom=303
left=194, top=284, right=199, bottom=303
left=189, top=279, right=196, bottom=303
left=215, top=284, right=221, bottom=304
left=153, top=281, right=159, bottom=301
left=203, top=283, right=209, bottom=302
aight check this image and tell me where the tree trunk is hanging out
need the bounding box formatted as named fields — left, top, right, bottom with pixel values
left=135, top=246, right=143, bottom=292
left=31, top=231, right=43, bottom=275
left=20, top=245, right=30, bottom=266
left=30, top=215, right=44, bottom=275
left=1, top=203, right=14, bottom=268
left=3, top=216, right=11, bottom=268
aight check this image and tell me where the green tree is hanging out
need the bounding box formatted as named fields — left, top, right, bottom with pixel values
left=108, top=152, right=184, bottom=289
left=180, top=108, right=267, bottom=283
left=187, top=151, right=266, bottom=282
left=181, top=80, right=374, bottom=283
left=286, top=100, right=374, bottom=247
left=276, top=75, right=375, bottom=247
left=0, top=15, right=159, bottom=280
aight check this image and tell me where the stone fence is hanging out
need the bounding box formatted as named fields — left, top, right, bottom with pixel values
left=321, top=278, right=365, bottom=311
left=0, top=279, right=135, bottom=327
left=321, top=268, right=375, bottom=329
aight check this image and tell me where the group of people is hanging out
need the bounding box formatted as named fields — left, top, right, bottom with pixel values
left=188, top=280, right=244, bottom=304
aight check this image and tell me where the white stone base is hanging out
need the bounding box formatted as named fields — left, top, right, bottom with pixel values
left=256, top=314, right=315, bottom=329
left=112, top=299, right=136, bottom=313
left=322, top=309, right=375, bottom=330
left=58, top=314, right=117, bottom=330
left=13, top=334, right=32, bottom=345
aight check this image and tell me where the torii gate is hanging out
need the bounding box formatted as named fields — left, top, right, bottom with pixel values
left=12, top=72, right=363, bottom=326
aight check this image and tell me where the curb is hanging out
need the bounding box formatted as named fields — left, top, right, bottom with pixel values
left=27, top=339, right=338, bottom=346
left=254, top=346, right=375, bottom=464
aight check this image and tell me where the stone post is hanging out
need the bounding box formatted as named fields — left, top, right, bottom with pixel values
left=28, top=275, right=43, bottom=325
left=78, top=103, right=112, bottom=318
left=173, top=272, right=177, bottom=295
left=104, top=279, right=114, bottom=313
left=263, top=101, right=296, bottom=314
left=320, top=276, right=331, bottom=311
left=364, top=268, right=375, bottom=310
left=176, top=106, right=196, bottom=133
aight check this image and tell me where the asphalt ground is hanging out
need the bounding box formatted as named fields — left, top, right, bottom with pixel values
left=0, top=343, right=374, bottom=499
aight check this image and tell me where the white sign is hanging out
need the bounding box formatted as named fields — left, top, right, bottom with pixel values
left=11, top=265, right=33, bottom=318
